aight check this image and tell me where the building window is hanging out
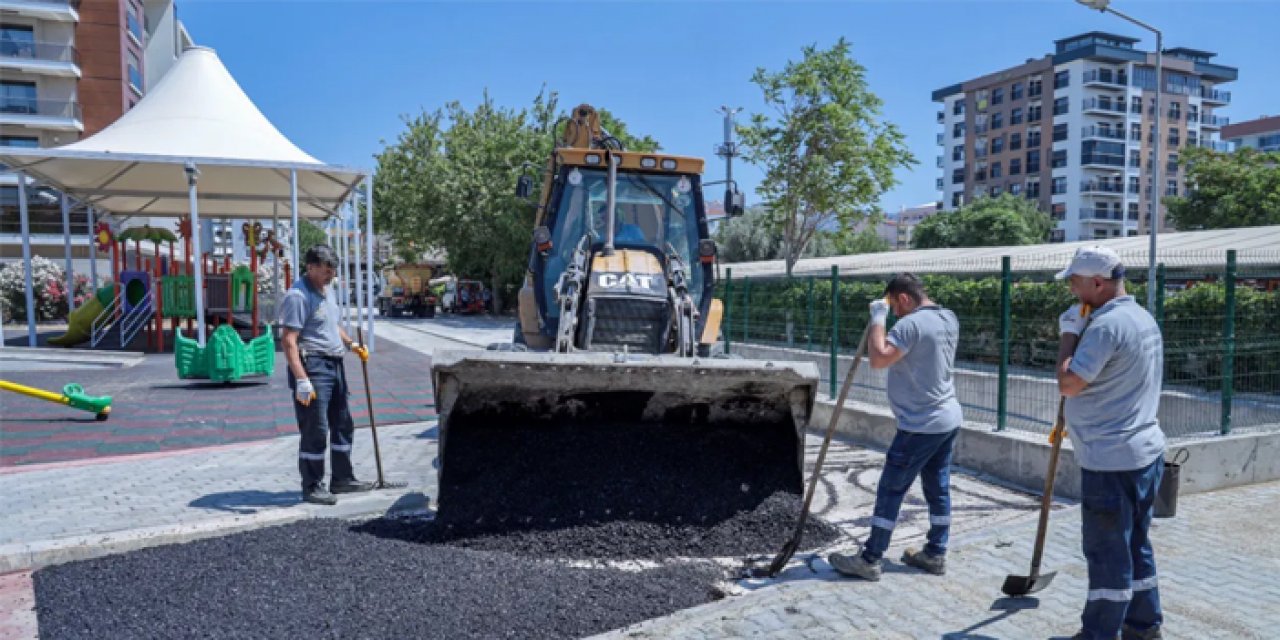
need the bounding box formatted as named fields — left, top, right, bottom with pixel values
left=1026, top=150, right=1041, bottom=173
left=1187, top=131, right=1199, bottom=148
left=1129, top=149, right=1141, bottom=168
left=1029, top=77, right=1043, bottom=97
left=1050, top=229, right=1066, bottom=242
left=991, top=112, right=1003, bottom=130
left=952, top=168, right=965, bottom=184
left=953, top=100, right=965, bottom=116
left=1010, top=183, right=1022, bottom=196
left=1, top=134, right=39, bottom=148
left=952, top=145, right=964, bottom=162
left=127, top=2, right=145, bottom=42
left=0, top=80, right=38, bottom=114
left=951, top=192, right=964, bottom=208
left=953, top=122, right=965, bottom=138
left=1128, top=176, right=1140, bottom=194
left=1011, top=107, right=1023, bottom=125
left=1130, top=123, right=1141, bottom=141
left=991, top=162, right=1002, bottom=179
left=1, top=26, right=36, bottom=55
left=991, top=185, right=1003, bottom=197
left=1009, top=158, right=1021, bottom=175
left=1128, top=202, right=1139, bottom=220
left=1053, top=97, right=1069, bottom=116
left=1051, top=203, right=1067, bottom=221
left=1028, top=103, right=1042, bottom=121
left=1168, top=153, right=1180, bottom=173
left=1051, top=176, right=1068, bottom=195
left=1011, top=82, right=1024, bottom=101
left=992, top=87, right=1004, bottom=105
left=1051, top=149, right=1068, bottom=169
left=1166, top=179, right=1178, bottom=196
left=1026, top=180, right=1041, bottom=198
left=992, top=136, right=1004, bottom=154
left=1168, top=102, right=1181, bottom=119
left=1081, top=140, right=1125, bottom=167
left=1168, top=129, right=1181, bottom=147
left=1052, top=123, right=1068, bottom=142
left=128, top=51, right=144, bottom=93
left=1026, top=128, right=1041, bottom=148
left=1054, top=70, right=1070, bottom=89
left=1010, top=132, right=1022, bottom=151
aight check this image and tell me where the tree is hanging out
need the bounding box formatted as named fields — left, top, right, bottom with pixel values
left=1165, top=147, right=1280, bottom=230
left=813, top=226, right=891, bottom=256
left=714, top=205, right=782, bottom=262
left=298, top=220, right=327, bottom=253
left=911, top=195, right=1052, bottom=249
left=739, top=38, right=915, bottom=276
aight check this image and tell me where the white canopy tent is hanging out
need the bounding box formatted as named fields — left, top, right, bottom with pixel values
left=0, top=46, right=376, bottom=349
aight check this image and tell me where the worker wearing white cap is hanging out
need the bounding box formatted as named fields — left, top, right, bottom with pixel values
left=1055, top=246, right=1166, bottom=640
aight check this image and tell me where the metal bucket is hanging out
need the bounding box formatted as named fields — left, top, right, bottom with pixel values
left=1153, top=449, right=1189, bottom=519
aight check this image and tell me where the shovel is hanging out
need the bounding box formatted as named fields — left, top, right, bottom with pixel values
left=356, top=327, right=406, bottom=490
left=1002, top=303, right=1091, bottom=597
left=749, top=320, right=872, bottom=578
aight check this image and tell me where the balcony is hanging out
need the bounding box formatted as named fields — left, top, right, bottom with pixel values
left=1083, top=69, right=1128, bottom=88
left=0, top=97, right=83, bottom=132
left=1199, top=140, right=1233, bottom=152
left=0, top=41, right=80, bottom=78
left=0, top=0, right=79, bottom=22
left=1080, top=181, right=1125, bottom=196
left=1080, top=208, right=1125, bottom=223
left=937, top=111, right=945, bottom=123
left=1082, top=98, right=1126, bottom=117
left=1201, top=114, right=1229, bottom=128
left=1081, top=126, right=1126, bottom=141
left=1080, top=153, right=1126, bottom=169
left=1200, top=88, right=1231, bottom=105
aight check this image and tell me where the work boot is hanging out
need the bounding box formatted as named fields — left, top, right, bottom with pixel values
left=330, top=479, right=375, bottom=494
left=303, top=485, right=337, bottom=506
left=1122, top=624, right=1162, bottom=640
left=901, top=547, right=946, bottom=575
left=828, top=551, right=882, bottom=581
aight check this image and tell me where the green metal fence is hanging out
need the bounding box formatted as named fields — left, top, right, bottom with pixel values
left=718, top=250, right=1280, bottom=440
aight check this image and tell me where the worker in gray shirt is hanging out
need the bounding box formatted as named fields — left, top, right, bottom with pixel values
left=280, top=244, right=373, bottom=505
left=830, top=273, right=962, bottom=581
left=1056, top=246, right=1166, bottom=640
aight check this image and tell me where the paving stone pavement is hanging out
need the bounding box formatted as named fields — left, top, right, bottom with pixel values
left=597, top=480, right=1280, bottom=640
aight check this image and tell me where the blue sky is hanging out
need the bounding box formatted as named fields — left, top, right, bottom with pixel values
left=180, top=0, right=1279, bottom=213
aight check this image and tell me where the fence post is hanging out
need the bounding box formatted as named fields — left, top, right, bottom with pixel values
left=806, top=275, right=815, bottom=352
left=998, top=256, right=1011, bottom=431
left=1155, top=262, right=1166, bottom=332
left=723, top=268, right=733, bottom=355
left=829, top=265, right=839, bottom=398
left=742, top=276, right=751, bottom=344
left=1221, top=250, right=1236, bottom=435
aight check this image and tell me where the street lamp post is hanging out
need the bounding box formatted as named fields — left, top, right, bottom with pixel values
left=1076, top=0, right=1162, bottom=311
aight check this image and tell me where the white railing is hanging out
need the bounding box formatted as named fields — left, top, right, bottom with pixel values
left=90, top=290, right=122, bottom=348
left=117, top=289, right=153, bottom=348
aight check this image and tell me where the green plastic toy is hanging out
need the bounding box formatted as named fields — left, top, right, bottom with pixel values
left=174, top=324, right=275, bottom=382
left=0, top=380, right=113, bottom=421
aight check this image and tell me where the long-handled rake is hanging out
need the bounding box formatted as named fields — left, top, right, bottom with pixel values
left=356, top=327, right=406, bottom=490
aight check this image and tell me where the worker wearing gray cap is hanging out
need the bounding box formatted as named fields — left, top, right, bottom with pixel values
left=280, top=244, right=374, bottom=505
left=1055, top=246, right=1166, bottom=640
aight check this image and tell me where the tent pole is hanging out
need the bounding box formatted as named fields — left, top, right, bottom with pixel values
left=290, top=169, right=300, bottom=272
left=16, top=171, right=37, bottom=347
left=339, top=205, right=349, bottom=330
left=272, top=204, right=281, bottom=309
left=88, top=205, right=98, bottom=289
left=186, top=162, right=207, bottom=347
left=352, top=203, right=364, bottom=339
left=365, top=175, right=375, bottom=352
left=61, top=193, right=76, bottom=312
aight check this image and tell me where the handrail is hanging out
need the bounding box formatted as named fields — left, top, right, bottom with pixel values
left=90, top=292, right=122, bottom=348
left=118, top=290, right=153, bottom=348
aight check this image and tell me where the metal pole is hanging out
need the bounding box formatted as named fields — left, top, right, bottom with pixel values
left=365, top=176, right=375, bottom=352
left=998, top=256, right=1011, bottom=431
left=16, top=172, right=37, bottom=346
left=290, top=169, right=300, bottom=272
left=1149, top=30, right=1163, bottom=311
left=1155, top=262, right=1166, bottom=332
left=88, top=205, right=99, bottom=289
left=742, top=276, right=751, bottom=343
left=806, top=275, right=815, bottom=352
left=272, top=205, right=281, bottom=315
left=1221, top=249, right=1236, bottom=435
left=829, top=265, right=839, bottom=398
left=61, top=193, right=75, bottom=312
left=339, top=204, right=349, bottom=330
left=723, top=268, right=733, bottom=355
left=186, top=162, right=207, bottom=346
left=353, top=208, right=364, bottom=336
left=716, top=106, right=742, bottom=192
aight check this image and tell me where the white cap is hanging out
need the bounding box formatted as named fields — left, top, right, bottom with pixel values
left=1055, top=246, right=1124, bottom=280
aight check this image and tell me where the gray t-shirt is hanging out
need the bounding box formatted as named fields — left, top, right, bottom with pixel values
left=886, top=306, right=963, bottom=434
left=1065, top=296, right=1166, bottom=472
left=279, top=277, right=344, bottom=356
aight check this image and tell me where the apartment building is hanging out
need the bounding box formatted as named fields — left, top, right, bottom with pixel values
left=934, top=32, right=1236, bottom=242
left=1, top=0, right=191, bottom=268
left=1221, top=115, right=1280, bottom=153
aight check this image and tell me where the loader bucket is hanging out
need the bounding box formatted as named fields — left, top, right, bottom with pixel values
left=430, top=350, right=819, bottom=530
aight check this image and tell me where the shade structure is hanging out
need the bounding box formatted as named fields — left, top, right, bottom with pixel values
left=0, top=46, right=365, bottom=219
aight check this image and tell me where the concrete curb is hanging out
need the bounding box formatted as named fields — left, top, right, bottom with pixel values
left=0, top=347, right=144, bottom=368
left=382, top=321, right=491, bottom=348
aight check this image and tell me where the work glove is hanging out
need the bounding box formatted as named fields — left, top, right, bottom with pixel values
left=1058, top=303, right=1088, bottom=336
left=349, top=342, right=369, bottom=363
left=295, top=378, right=316, bottom=406
left=869, top=298, right=890, bottom=327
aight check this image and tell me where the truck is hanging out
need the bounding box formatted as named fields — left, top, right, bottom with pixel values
left=377, top=263, right=437, bottom=318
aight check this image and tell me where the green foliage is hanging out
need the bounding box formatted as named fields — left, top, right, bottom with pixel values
left=714, top=205, right=781, bottom=263
left=911, top=195, right=1052, bottom=249
left=1165, top=147, right=1280, bottom=230
left=297, top=220, right=327, bottom=254
left=739, top=38, right=915, bottom=275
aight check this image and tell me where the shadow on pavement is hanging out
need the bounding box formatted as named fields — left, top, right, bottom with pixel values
left=190, top=490, right=301, bottom=514
left=940, top=597, right=1043, bottom=639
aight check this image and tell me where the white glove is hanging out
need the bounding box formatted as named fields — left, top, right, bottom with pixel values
left=1059, top=303, right=1088, bottom=335
left=869, top=299, right=890, bottom=327
left=295, top=378, right=316, bottom=406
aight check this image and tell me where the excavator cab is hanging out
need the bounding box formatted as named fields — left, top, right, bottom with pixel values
left=430, top=105, right=818, bottom=528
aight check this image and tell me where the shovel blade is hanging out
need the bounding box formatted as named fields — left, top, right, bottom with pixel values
left=1001, top=571, right=1057, bottom=597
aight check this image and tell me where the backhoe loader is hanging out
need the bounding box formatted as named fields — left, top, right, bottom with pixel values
left=430, top=105, right=820, bottom=527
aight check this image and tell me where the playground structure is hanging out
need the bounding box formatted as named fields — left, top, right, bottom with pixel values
left=0, top=380, right=113, bottom=421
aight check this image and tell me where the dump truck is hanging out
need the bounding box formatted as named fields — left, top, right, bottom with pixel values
left=377, top=263, right=437, bottom=318
left=430, top=104, right=820, bottom=527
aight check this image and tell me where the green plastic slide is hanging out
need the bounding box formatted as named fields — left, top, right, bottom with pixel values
left=48, top=285, right=116, bottom=347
